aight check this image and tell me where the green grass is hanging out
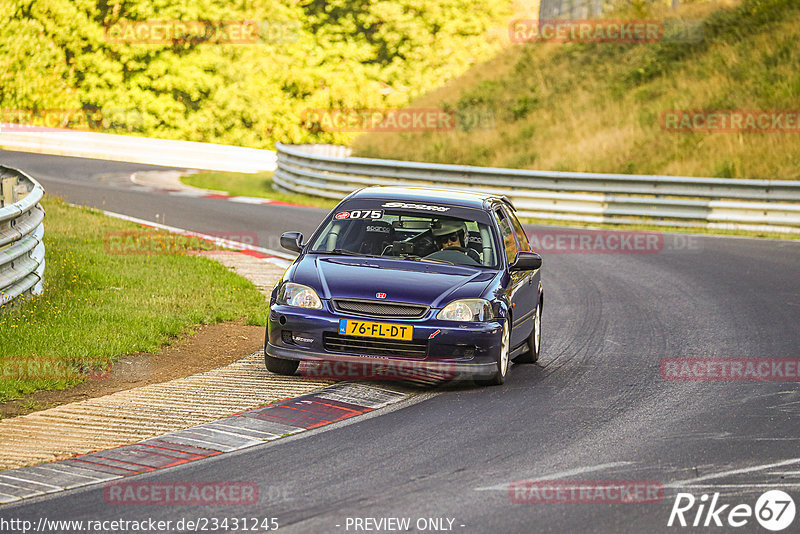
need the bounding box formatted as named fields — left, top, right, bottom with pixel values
left=0, top=197, right=269, bottom=403
left=181, top=171, right=338, bottom=209
left=17, top=400, right=43, bottom=412
left=351, top=0, right=800, bottom=180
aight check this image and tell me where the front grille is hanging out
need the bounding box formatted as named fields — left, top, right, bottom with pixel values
left=332, top=299, right=428, bottom=319
left=323, top=332, right=428, bottom=358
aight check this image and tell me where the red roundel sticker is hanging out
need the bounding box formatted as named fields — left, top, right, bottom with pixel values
left=334, top=211, right=350, bottom=220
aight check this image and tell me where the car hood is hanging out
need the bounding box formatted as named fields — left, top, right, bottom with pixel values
left=291, top=255, right=498, bottom=308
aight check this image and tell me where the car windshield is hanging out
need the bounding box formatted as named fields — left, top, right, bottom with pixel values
left=309, top=207, right=500, bottom=268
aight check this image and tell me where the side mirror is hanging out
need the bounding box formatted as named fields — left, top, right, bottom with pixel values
left=280, top=231, right=304, bottom=253
left=510, top=251, right=542, bottom=271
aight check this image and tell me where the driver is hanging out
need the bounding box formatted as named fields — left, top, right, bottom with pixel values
left=432, top=220, right=481, bottom=261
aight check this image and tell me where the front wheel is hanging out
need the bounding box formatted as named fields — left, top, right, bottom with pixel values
left=265, top=352, right=300, bottom=375
left=477, top=321, right=509, bottom=386
left=513, top=301, right=541, bottom=364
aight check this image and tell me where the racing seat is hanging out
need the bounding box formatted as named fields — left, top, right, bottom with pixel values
left=466, top=231, right=483, bottom=259
left=358, top=220, right=393, bottom=255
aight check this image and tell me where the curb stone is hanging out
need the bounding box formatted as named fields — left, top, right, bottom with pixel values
left=0, top=383, right=410, bottom=505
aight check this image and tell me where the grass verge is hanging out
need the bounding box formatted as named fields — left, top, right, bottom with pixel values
left=181, top=171, right=338, bottom=209
left=0, top=196, right=269, bottom=404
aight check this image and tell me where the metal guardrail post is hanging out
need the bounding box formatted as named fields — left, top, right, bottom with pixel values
left=273, top=143, right=800, bottom=233
left=0, top=166, right=46, bottom=311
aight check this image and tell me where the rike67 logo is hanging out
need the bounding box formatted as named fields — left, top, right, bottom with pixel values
left=668, top=490, right=795, bottom=531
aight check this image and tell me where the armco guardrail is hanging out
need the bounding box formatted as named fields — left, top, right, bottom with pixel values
left=274, top=143, right=800, bottom=233
left=0, top=166, right=45, bottom=310
left=0, top=124, right=276, bottom=173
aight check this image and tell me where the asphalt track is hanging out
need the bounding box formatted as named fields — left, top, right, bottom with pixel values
left=1, top=149, right=799, bottom=533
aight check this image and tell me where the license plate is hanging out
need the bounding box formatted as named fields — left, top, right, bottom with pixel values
left=339, top=319, right=413, bottom=340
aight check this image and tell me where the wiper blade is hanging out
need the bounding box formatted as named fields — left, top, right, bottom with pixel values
left=400, top=254, right=453, bottom=265
left=313, top=249, right=380, bottom=258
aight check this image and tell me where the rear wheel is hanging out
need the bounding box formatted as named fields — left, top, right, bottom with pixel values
left=265, top=353, right=300, bottom=375
left=513, top=301, right=541, bottom=364
left=477, top=321, right=509, bottom=386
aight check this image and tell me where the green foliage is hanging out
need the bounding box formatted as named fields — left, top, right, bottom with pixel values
left=0, top=0, right=509, bottom=147
left=0, top=2, right=80, bottom=111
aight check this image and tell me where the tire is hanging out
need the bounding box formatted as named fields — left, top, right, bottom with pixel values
left=477, top=320, right=510, bottom=386
left=265, top=353, right=300, bottom=375
left=513, top=300, right=541, bottom=364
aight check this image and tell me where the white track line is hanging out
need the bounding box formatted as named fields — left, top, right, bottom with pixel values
left=666, top=457, right=800, bottom=488
left=474, top=461, right=632, bottom=491
left=84, top=206, right=296, bottom=266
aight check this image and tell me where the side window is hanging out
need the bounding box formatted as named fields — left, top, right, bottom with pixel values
left=493, top=209, right=518, bottom=265
left=505, top=207, right=531, bottom=252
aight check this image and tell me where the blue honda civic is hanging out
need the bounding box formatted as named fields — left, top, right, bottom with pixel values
left=265, top=186, right=543, bottom=386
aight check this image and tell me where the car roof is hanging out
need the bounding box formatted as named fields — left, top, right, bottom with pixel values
left=347, top=186, right=511, bottom=211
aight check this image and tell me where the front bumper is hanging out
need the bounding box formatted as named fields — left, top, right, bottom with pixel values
left=266, top=304, right=503, bottom=381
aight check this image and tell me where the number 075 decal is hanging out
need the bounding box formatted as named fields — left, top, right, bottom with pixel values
left=334, top=210, right=383, bottom=220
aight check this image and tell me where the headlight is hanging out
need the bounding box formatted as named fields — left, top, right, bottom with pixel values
left=437, top=299, right=494, bottom=322
left=277, top=282, right=322, bottom=309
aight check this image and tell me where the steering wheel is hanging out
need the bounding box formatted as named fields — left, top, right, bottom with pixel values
left=445, top=246, right=481, bottom=262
